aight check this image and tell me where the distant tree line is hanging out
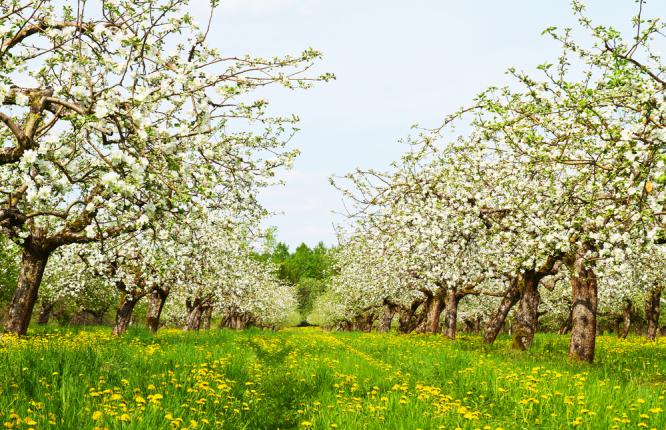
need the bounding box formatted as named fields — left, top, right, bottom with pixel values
left=255, top=230, right=335, bottom=323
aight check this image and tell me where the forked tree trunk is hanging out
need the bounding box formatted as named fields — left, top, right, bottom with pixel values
left=185, top=298, right=203, bottom=331
left=378, top=304, right=396, bottom=333
left=4, top=246, right=50, bottom=335
left=414, top=292, right=433, bottom=333
left=645, top=285, right=663, bottom=341
left=619, top=299, right=632, bottom=339
left=146, top=288, right=170, bottom=334
left=512, top=272, right=541, bottom=350
left=397, top=299, right=423, bottom=333
left=443, top=289, right=460, bottom=339
left=113, top=296, right=141, bottom=336
left=36, top=300, right=56, bottom=325
left=484, top=277, right=521, bottom=344
left=567, top=245, right=598, bottom=363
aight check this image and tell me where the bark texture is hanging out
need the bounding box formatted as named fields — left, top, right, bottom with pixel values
left=415, top=288, right=448, bottom=334
left=4, top=246, right=50, bottom=335
left=146, top=287, right=170, bottom=334
left=378, top=303, right=396, bottom=333
left=397, top=299, right=424, bottom=333
left=113, top=296, right=140, bottom=336
left=512, top=272, right=541, bottom=350
left=484, top=277, right=521, bottom=344
left=221, top=313, right=255, bottom=330
left=443, top=289, right=460, bottom=339
left=426, top=288, right=446, bottom=334
left=202, top=306, right=213, bottom=330
left=645, top=285, right=663, bottom=341
left=352, top=313, right=375, bottom=332
left=184, top=298, right=203, bottom=331
left=567, top=244, right=598, bottom=363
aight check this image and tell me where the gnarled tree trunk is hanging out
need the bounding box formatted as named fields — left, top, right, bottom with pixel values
left=184, top=298, right=203, bottom=331
left=146, top=287, right=170, bottom=334
left=202, top=306, right=213, bottom=330
left=426, top=288, right=446, bottom=334
left=414, top=292, right=433, bottom=333
left=484, top=277, right=521, bottom=344
left=352, top=313, right=374, bottom=332
left=113, top=295, right=141, bottom=336
left=567, top=244, right=598, bottom=363
left=645, top=285, right=662, bottom=341
left=397, top=298, right=424, bottom=333
left=443, top=289, right=460, bottom=339
left=378, top=303, right=396, bottom=333
left=4, top=246, right=50, bottom=335
left=619, top=299, right=632, bottom=339
left=512, top=271, right=541, bottom=350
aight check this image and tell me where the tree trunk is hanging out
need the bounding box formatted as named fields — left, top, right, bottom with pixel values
left=559, top=304, right=573, bottom=335
left=397, top=299, right=423, bottom=333
left=36, top=300, right=56, bottom=325
left=352, top=313, right=373, bottom=332
left=414, top=292, right=433, bottom=333
left=567, top=245, right=598, bottom=363
left=619, top=299, right=632, bottom=339
left=443, top=289, right=460, bottom=339
left=645, top=285, right=662, bottom=341
left=185, top=298, right=203, bottom=331
left=112, top=296, right=140, bottom=336
left=484, top=277, right=521, bottom=344
left=425, top=288, right=446, bottom=334
left=202, top=306, right=213, bottom=330
left=71, top=309, right=104, bottom=325
left=378, top=304, right=396, bottom=333
left=512, top=272, right=541, bottom=350
left=4, top=247, right=50, bottom=335
left=146, top=288, right=169, bottom=334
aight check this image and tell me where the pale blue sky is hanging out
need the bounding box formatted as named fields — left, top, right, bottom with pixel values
left=193, top=0, right=665, bottom=249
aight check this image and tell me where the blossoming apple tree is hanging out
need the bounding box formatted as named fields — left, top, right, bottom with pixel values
left=0, top=0, right=331, bottom=334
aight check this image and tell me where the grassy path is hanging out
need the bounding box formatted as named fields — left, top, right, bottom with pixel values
left=0, top=327, right=664, bottom=429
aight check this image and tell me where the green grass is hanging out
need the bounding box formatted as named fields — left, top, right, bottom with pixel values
left=0, top=326, right=664, bottom=429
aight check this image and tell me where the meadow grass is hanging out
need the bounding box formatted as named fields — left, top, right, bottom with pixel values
left=0, top=326, right=664, bottom=429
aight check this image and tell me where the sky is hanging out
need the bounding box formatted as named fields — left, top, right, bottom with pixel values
left=190, top=0, right=665, bottom=249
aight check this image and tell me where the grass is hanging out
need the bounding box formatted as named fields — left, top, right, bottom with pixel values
left=0, top=326, right=664, bottom=429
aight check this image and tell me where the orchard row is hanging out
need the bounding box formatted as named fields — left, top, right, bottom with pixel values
left=313, top=1, right=666, bottom=363
left=0, top=1, right=332, bottom=335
